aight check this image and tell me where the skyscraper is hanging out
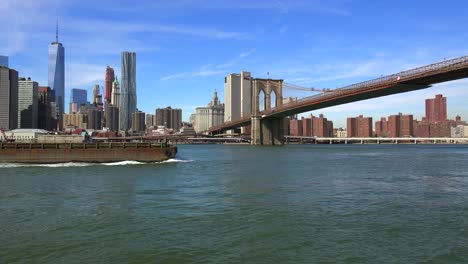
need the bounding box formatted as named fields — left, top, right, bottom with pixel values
left=105, top=66, right=115, bottom=104
left=224, top=71, right=252, bottom=122
left=48, top=23, right=65, bottom=119
left=155, top=107, right=182, bottom=131
left=119, top=51, right=136, bottom=132
left=18, top=77, right=38, bottom=128
left=70, top=88, right=87, bottom=112
left=0, top=66, right=18, bottom=130
left=111, top=77, right=120, bottom=107
left=0, top=55, right=8, bottom=67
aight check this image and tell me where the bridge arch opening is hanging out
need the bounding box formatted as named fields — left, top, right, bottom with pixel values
left=259, top=89, right=266, bottom=112
left=271, top=90, right=277, bottom=109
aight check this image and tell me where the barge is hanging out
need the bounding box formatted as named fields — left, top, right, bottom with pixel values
left=0, top=142, right=177, bottom=163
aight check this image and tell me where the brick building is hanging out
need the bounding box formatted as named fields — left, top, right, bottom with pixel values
left=347, top=115, right=372, bottom=137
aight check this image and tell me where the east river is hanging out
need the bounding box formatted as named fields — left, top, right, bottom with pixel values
left=1, top=144, right=468, bottom=263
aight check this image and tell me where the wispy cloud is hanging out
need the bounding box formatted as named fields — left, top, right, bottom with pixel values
left=98, top=0, right=351, bottom=16
left=161, top=48, right=256, bottom=81
left=239, top=48, right=256, bottom=58
left=65, top=18, right=250, bottom=40
left=66, top=63, right=109, bottom=87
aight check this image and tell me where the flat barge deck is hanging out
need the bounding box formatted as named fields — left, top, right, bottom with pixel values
left=0, top=142, right=177, bottom=163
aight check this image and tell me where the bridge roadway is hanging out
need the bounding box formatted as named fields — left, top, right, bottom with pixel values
left=285, top=136, right=468, bottom=144
left=209, top=56, right=468, bottom=133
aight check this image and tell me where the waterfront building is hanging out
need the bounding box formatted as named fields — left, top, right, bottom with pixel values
left=0, top=55, right=8, bottom=67
left=155, top=107, right=182, bottom=131
left=0, top=66, right=18, bottom=130
left=48, top=24, right=65, bottom=119
left=425, top=94, right=447, bottom=123
left=38, top=86, right=54, bottom=130
left=0, top=128, right=49, bottom=142
left=302, top=117, right=312, bottom=137
left=336, top=129, right=347, bottom=138
left=87, top=108, right=102, bottom=130
left=70, top=88, right=87, bottom=112
left=131, top=110, right=146, bottom=133
left=63, top=113, right=88, bottom=129
left=451, top=125, right=468, bottom=138
left=312, top=114, right=333, bottom=137
left=224, top=71, right=252, bottom=133
left=105, top=66, right=115, bottom=104
left=111, top=77, right=120, bottom=107
left=376, top=113, right=414, bottom=137
left=290, top=119, right=303, bottom=136
left=119, top=51, right=137, bottom=132
left=347, top=115, right=373, bottom=137
left=195, top=90, right=225, bottom=133
left=189, top=113, right=196, bottom=128
left=146, top=114, right=155, bottom=129
left=18, top=77, right=38, bottom=128
left=104, top=104, right=119, bottom=131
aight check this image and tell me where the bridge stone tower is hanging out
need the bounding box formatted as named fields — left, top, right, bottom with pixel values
left=251, top=78, right=284, bottom=145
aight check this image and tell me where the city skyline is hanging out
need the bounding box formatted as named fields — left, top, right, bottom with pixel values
left=1, top=0, right=468, bottom=126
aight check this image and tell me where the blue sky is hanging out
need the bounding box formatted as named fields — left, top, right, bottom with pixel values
left=1, top=0, right=468, bottom=127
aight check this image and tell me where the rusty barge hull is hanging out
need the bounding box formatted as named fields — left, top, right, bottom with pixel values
left=0, top=143, right=177, bottom=163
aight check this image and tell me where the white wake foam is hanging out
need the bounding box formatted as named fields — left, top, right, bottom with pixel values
left=159, top=159, right=194, bottom=163
left=103, top=161, right=145, bottom=166
left=0, top=159, right=194, bottom=168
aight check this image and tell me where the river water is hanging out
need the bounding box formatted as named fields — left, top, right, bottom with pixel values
left=1, top=144, right=468, bottom=263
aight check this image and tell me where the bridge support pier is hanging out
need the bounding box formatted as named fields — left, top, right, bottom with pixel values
left=251, top=116, right=284, bottom=146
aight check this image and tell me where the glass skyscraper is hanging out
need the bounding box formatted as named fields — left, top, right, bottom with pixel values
left=119, top=51, right=137, bottom=132
left=0, top=55, right=8, bottom=67
left=70, top=88, right=87, bottom=111
left=48, top=29, right=65, bottom=118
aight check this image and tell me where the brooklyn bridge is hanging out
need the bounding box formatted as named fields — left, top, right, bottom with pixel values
left=208, top=56, right=468, bottom=145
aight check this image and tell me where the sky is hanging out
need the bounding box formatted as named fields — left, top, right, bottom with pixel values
left=1, top=0, right=467, bottom=127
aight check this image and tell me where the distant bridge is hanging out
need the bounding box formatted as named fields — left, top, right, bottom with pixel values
left=209, top=56, right=468, bottom=145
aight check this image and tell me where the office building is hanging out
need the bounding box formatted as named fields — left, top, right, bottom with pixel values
left=0, top=55, right=8, bottom=67
left=92, top=84, right=103, bottom=111
left=70, top=88, right=87, bottom=112
left=155, top=107, right=182, bottom=131
left=119, top=51, right=137, bottom=132
left=111, top=77, right=120, bottom=107
left=224, top=71, right=251, bottom=133
left=189, top=113, right=196, bottom=128
left=347, top=115, right=373, bottom=137
left=104, top=104, right=119, bottom=131
left=87, top=108, right=102, bottom=130
left=131, top=110, right=146, bottom=132
left=48, top=24, right=65, bottom=118
left=425, top=94, right=447, bottom=123
left=38, top=86, right=54, bottom=130
left=105, top=66, right=115, bottom=104
left=146, top=114, right=155, bottom=129
left=195, top=90, right=225, bottom=133
left=18, top=78, right=38, bottom=128
left=63, top=113, right=88, bottom=129
left=0, top=66, right=18, bottom=130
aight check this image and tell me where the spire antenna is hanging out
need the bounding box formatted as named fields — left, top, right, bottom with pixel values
left=56, top=18, right=58, bottom=43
